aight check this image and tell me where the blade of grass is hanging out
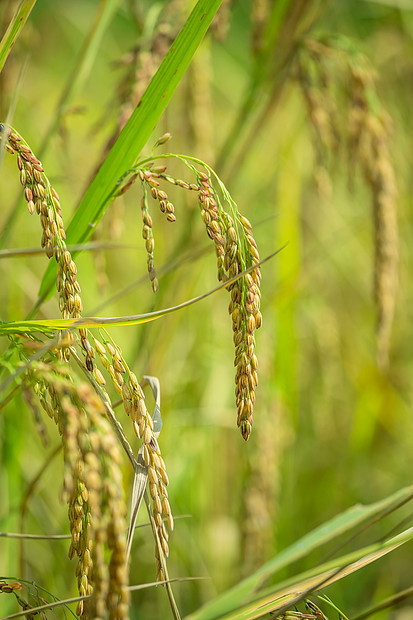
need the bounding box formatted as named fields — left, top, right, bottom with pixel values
left=217, top=527, right=413, bottom=620
left=2, top=249, right=281, bottom=335
left=36, top=0, right=223, bottom=309
left=0, top=0, right=37, bottom=74
left=184, top=485, right=413, bottom=620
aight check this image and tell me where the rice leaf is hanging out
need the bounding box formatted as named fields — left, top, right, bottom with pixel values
left=0, top=0, right=37, bottom=74
left=217, top=527, right=413, bottom=619
left=37, top=0, right=223, bottom=304
left=185, top=485, right=413, bottom=620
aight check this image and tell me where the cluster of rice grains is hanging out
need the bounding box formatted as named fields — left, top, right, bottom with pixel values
left=275, top=601, right=329, bottom=620
left=25, top=363, right=129, bottom=619
left=0, top=125, right=94, bottom=370
left=119, top=159, right=262, bottom=440
left=296, top=41, right=340, bottom=198
left=3, top=121, right=262, bottom=615
left=196, top=171, right=262, bottom=440
left=297, top=42, right=398, bottom=369
left=1, top=124, right=176, bottom=603
left=138, top=165, right=180, bottom=293
left=92, top=337, right=174, bottom=577
left=1, top=126, right=150, bottom=615
left=116, top=155, right=197, bottom=293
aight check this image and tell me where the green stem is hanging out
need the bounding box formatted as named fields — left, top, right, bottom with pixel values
left=0, top=0, right=37, bottom=74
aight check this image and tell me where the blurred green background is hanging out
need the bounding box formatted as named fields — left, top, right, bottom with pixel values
left=1, top=0, right=413, bottom=618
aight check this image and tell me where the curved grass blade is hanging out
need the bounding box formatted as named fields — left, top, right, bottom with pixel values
left=217, top=527, right=413, bottom=620
left=185, top=485, right=413, bottom=620
left=2, top=249, right=280, bottom=336
left=37, top=0, right=223, bottom=305
left=0, top=0, right=37, bottom=74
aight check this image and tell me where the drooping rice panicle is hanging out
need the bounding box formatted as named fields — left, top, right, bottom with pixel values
left=24, top=362, right=129, bottom=619
left=347, top=64, right=398, bottom=369
left=296, top=41, right=399, bottom=369
left=93, top=335, right=173, bottom=577
left=119, top=152, right=263, bottom=440
left=0, top=124, right=95, bottom=371
left=195, top=170, right=262, bottom=440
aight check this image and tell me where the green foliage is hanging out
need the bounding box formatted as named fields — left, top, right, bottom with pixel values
left=1, top=0, right=413, bottom=619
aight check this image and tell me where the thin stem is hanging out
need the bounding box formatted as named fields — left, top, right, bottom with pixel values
left=71, top=349, right=182, bottom=619
left=18, top=444, right=62, bottom=577
left=144, top=491, right=181, bottom=620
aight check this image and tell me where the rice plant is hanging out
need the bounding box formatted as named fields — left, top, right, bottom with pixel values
left=0, top=1, right=412, bottom=619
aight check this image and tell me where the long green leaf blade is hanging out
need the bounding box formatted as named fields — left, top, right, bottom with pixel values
left=185, top=485, right=413, bottom=620
left=0, top=0, right=37, bottom=74
left=12, top=247, right=278, bottom=336
left=220, top=527, right=413, bottom=620
left=38, top=0, right=223, bottom=303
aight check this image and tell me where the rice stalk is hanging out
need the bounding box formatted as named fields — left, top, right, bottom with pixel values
left=297, top=40, right=399, bottom=369
left=347, top=62, right=398, bottom=369
left=0, top=122, right=178, bottom=591
left=196, top=172, right=262, bottom=440
left=296, top=43, right=339, bottom=197
left=251, top=0, right=271, bottom=55
left=242, top=404, right=286, bottom=571
left=210, top=0, right=231, bottom=42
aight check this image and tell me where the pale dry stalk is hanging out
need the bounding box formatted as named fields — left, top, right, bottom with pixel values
left=348, top=66, right=399, bottom=368
left=251, top=0, right=271, bottom=54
